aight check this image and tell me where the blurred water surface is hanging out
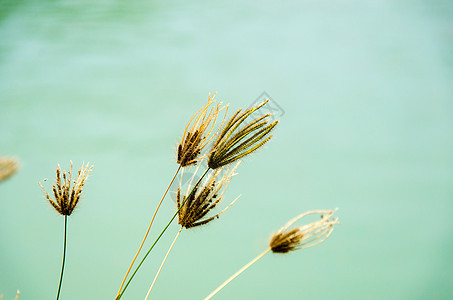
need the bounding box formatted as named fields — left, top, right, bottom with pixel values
left=1, top=1, right=452, bottom=299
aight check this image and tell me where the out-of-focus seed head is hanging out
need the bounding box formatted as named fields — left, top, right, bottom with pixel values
left=0, top=156, right=19, bottom=183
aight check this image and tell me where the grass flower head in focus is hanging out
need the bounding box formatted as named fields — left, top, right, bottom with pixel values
left=205, top=209, right=339, bottom=299
left=177, top=93, right=228, bottom=167
left=177, top=163, right=240, bottom=229
left=39, top=161, right=93, bottom=300
left=270, top=209, right=339, bottom=253
left=39, top=161, right=93, bottom=216
left=208, top=100, right=278, bottom=169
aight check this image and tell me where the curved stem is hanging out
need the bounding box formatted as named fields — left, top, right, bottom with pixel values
left=56, top=216, right=67, bottom=300
left=117, top=168, right=210, bottom=299
left=204, top=248, right=271, bottom=300
left=116, top=166, right=181, bottom=299
left=144, top=226, right=183, bottom=300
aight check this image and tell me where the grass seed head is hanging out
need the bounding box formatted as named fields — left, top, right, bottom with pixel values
left=39, top=161, right=93, bottom=216
left=270, top=209, right=339, bottom=254
left=177, top=93, right=228, bottom=167
left=0, top=157, right=19, bottom=183
left=177, top=163, right=240, bottom=229
left=208, top=100, right=278, bottom=169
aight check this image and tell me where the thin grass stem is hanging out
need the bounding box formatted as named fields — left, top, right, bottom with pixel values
left=56, top=216, right=67, bottom=300
left=144, top=226, right=183, bottom=300
left=204, top=248, right=271, bottom=300
left=117, top=168, right=210, bottom=299
left=116, top=166, right=181, bottom=299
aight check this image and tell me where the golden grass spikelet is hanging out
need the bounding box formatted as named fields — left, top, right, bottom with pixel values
left=177, top=163, right=240, bottom=228
left=208, top=100, right=278, bottom=169
left=270, top=209, right=339, bottom=253
left=39, top=161, right=93, bottom=216
left=177, top=93, right=228, bottom=167
left=0, top=157, right=19, bottom=183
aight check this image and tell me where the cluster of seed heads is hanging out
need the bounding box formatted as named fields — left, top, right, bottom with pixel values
left=35, top=94, right=339, bottom=299
left=174, top=95, right=278, bottom=229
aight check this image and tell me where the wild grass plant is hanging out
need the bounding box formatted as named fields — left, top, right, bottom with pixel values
left=205, top=209, right=339, bottom=299
left=39, top=162, right=93, bottom=300
left=2, top=93, right=339, bottom=299
left=114, top=93, right=282, bottom=299
left=112, top=94, right=338, bottom=299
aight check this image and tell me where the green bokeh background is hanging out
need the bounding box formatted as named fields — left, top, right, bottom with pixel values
left=1, top=1, right=452, bottom=299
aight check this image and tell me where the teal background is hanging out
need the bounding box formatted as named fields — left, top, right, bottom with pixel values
left=1, top=1, right=452, bottom=299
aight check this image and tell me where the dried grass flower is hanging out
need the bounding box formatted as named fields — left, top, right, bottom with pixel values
left=177, top=163, right=240, bottom=229
left=39, top=161, right=93, bottom=216
left=177, top=93, right=227, bottom=167
left=144, top=163, right=240, bottom=298
left=39, top=161, right=93, bottom=300
left=270, top=209, right=339, bottom=253
left=0, top=156, right=19, bottom=183
left=205, top=209, right=339, bottom=299
left=208, top=100, right=278, bottom=169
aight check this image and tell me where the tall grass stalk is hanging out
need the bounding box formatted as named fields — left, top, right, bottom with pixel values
left=39, top=162, right=92, bottom=300
left=205, top=209, right=339, bottom=299
left=56, top=216, right=67, bottom=300
left=204, top=248, right=272, bottom=300
left=116, top=166, right=181, bottom=298
left=116, top=168, right=210, bottom=299
left=144, top=227, right=183, bottom=299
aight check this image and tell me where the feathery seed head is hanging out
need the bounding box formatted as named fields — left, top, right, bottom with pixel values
left=0, top=156, right=19, bottom=182
left=177, top=93, right=228, bottom=167
left=208, top=100, right=278, bottom=169
left=270, top=209, right=339, bottom=254
left=177, top=162, right=240, bottom=229
left=39, top=161, right=93, bottom=216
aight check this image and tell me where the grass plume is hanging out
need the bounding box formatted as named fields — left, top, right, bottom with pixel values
left=39, top=161, right=93, bottom=216
left=208, top=100, right=278, bottom=169
left=177, top=93, right=227, bottom=167
left=0, top=157, right=19, bottom=183
left=270, top=209, right=339, bottom=253
left=205, top=209, right=339, bottom=299
left=177, top=163, right=240, bottom=228
left=145, top=164, right=240, bottom=298
left=39, top=161, right=93, bottom=300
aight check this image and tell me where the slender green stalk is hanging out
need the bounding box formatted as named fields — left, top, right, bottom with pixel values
left=117, top=168, right=210, bottom=299
left=56, top=216, right=67, bottom=300
left=145, top=226, right=183, bottom=299
left=116, top=166, right=181, bottom=299
left=204, top=248, right=271, bottom=300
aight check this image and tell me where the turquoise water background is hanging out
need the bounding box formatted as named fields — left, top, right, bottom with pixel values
left=1, top=1, right=452, bottom=299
